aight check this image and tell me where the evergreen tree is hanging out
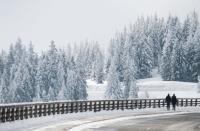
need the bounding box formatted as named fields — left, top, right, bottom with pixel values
left=74, top=49, right=88, bottom=100
left=123, top=52, right=138, bottom=99
left=57, top=50, right=68, bottom=100
left=161, top=17, right=180, bottom=81
left=105, top=53, right=123, bottom=100
left=0, top=45, right=15, bottom=103
left=35, top=54, right=49, bottom=101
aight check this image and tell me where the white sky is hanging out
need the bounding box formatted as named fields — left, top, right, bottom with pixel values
left=0, top=0, right=200, bottom=52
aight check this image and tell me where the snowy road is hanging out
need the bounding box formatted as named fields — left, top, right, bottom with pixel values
left=76, top=113, right=200, bottom=131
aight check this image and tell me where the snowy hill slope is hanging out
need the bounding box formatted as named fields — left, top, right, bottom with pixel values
left=87, top=70, right=200, bottom=100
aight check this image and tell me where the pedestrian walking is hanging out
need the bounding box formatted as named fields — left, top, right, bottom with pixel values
left=165, top=94, right=171, bottom=111
left=172, top=94, right=178, bottom=111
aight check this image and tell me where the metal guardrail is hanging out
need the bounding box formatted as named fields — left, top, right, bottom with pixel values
left=0, top=98, right=200, bottom=123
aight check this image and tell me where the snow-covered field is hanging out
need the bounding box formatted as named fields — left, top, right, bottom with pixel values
left=87, top=71, right=200, bottom=100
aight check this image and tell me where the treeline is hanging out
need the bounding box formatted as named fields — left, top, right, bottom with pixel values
left=105, top=12, right=200, bottom=99
left=0, top=12, right=200, bottom=103
left=0, top=40, right=104, bottom=103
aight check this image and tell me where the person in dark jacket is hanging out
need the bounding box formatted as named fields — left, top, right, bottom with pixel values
left=172, top=94, right=178, bottom=111
left=165, top=94, right=171, bottom=111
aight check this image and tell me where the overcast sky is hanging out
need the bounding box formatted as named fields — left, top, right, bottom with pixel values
left=0, top=0, right=200, bottom=52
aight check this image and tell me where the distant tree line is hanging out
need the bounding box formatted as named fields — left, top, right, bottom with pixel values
left=105, top=12, right=200, bottom=99
left=0, top=12, right=200, bottom=103
left=0, top=40, right=104, bottom=103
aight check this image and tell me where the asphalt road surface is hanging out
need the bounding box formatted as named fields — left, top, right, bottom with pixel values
left=83, top=113, right=200, bottom=131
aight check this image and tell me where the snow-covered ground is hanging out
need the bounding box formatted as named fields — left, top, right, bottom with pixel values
left=87, top=69, right=200, bottom=100
left=1, top=70, right=200, bottom=131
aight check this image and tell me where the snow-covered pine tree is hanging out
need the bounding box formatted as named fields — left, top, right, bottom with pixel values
left=74, top=49, right=88, bottom=100
left=105, top=52, right=123, bottom=100
left=107, top=31, right=127, bottom=82
left=0, top=52, right=4, bottom=78
left=92, top=42, right=104, bottom=84
left=0, top=44, right=18, bottom=103
left=131, top=17, right=153, bottom=79
left=198, top=76, right=200, bottom=93
left=184, top=12, right=199, bottom=82
left=46, top=41, right=59, bottom=101
left=66, top=57, right=76, bottom=100
left=148, top=15, right=166, bottom=72
left=171, top=41, right=186, bottom=81
left=193, top=27, right=200, bottom=82
left=13, top=53, right=33, bottom=102
left=35, top=54, right=49, bottom=101
left=26, top=43, right=38, bottom=100
left=57, top=50, right=69, bottom=100
left=170, top=20, right=186, bottom=81
left=123, top=48, right=138, bottom=99
left=161, top=17, right=180, bottom=81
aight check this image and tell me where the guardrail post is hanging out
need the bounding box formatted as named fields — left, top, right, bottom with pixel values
left=79, top=102, right=82, bottom=112
left=66, top=102, right=69, bottom=113
left=24, top=106, right=28, bottom=119
left=181, top=99, right=183, bottom=106
left=186, top=99, right=188, bottom=107
left=190, top=99, right=193, bottom=106
left=112, top=101, right=115, bottom=110
left=195, top=99, right=198, bottom=106
left=20, top=106, right=24, bottom=120
left=56, top=103, right=60, bottom=114
left=99, top=101, right=101, bottom=111
left=117, top=100, right=119, bottom=110
left=71, top=102, right=74, bottom=113
left=47, top=104, right=50, bottom=115
left=2, top=108, right=6, bottom=122
left=149, top=100, right=151, bottom=108
left=140, top=100, right=142, bottom=109
left=6, top=107, right=10, bottom=121
left=61, top=103, right=64, bottom=114
left=85, top=102, right=87, bottom=112
left=89, top=101, right=92, bottom=111
left=153, top=100, right=156, bottom=108
left=29, top=106, right=33, bottom=118
left=162, top=99, right=165, bottom=107
left=11, top=107, right=15, bottom=121
left=135, top=100, right=138, bottom=109
left=53, top=103, right=56, bottom=114
left=33, top=105, right=37, bottom=117
left=107, top=101, right=109, bottom=110
left=39, top=104, right=42, bottom=117
left=94, top=101, right=97, bottom=112
left=103, top=101, right=106, bottom=110
left=75, top=102, right=78, bottom=113
left=125, top=100, right=128, bottom=109
left=43, top=104, right=47, bottom=116
left=131, top=100, right=133, bottom=109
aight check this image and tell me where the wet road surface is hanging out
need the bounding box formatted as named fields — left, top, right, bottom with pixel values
left=84, top=113, right=200, bottom=131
